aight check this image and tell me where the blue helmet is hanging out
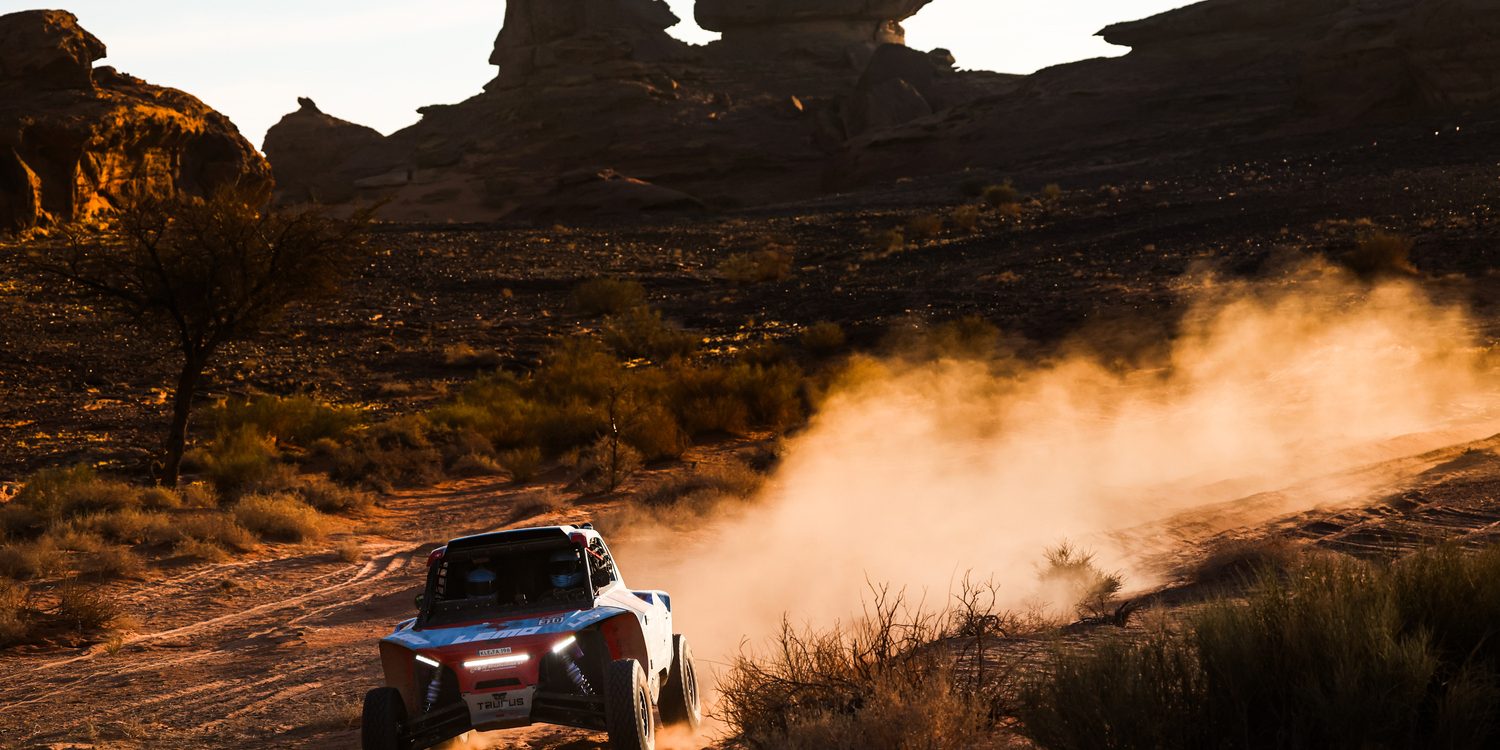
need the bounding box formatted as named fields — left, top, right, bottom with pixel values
left=466, top=567, right=496, bottom=598
left=549, top=549, right=584, bottom=589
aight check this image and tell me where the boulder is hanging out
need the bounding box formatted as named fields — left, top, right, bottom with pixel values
left=488, top=0, right=691, bottom=89
left=262, top=98, right=400, bottom=205
left=0, top=9, right=105, bottom=91
left=0, top=11, right=269, bottom=233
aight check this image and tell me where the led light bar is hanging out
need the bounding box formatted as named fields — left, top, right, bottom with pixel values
left=414, top=654, right=441, bottom=668
left=551, top=635, right=577, bottom=654
left=464, top=653, right=531, bottom=669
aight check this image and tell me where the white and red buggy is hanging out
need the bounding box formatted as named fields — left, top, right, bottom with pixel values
left=361, top=524, right=701, bottom=750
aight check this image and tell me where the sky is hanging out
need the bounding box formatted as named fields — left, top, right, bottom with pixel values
left=15, top=0, right=1191, bottom=149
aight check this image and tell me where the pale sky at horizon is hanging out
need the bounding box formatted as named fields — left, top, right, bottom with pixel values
left=5, top=0, right=1191, bottom=149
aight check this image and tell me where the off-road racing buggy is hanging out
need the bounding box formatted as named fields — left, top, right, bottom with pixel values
left=361, top=524, right=700, bottom=750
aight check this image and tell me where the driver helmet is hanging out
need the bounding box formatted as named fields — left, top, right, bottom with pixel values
left=466, top=566, right=496, bottom=598
left=549, top=549, right=584, bottom=589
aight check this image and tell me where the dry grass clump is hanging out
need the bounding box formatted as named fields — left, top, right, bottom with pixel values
left=571, top=278, right=647, bottom=317
left=0, top=539, right=65, bottom=580
left=174, top=538, right=231, bottom=562
left=1018, top=546, right=1500, bottom=749
left=88, top=509, right=181, bottom=546
left=449, top=452, right=504, bottom=477
left=1041, top=183, right=1064, bottom=202
left=721, top=586, right=1011, bottom=750
left=13, top=465, right=143, bottom=524
left=1344, top=230, right=1418, bottom=278
left=81, top=545, right=147, bottom=580
left=208, top=394, right=363, bottom=450
left=442, top=343, right=504, bottom=369
left=982, top=182, right=1020, bottom=209
left=639, top=460, right=763, bottom=513
left=289, top=474, right=376, bottom=515
left=0, top=581, right=35, bottom=646
left=178, top=481, right=219, bottom=509
left=906, top=213, right=945, bottom=240
left=332, top=540, right=363, bottom=563
left=884, top=315, right=1003, bottom=362
left=174, top=513, right=257, bottom=552
left=233, top=494, right=325, bottom=543
left=949, top=204, right=982, bottom=232
left=54, top=580, right=125, bottom=634
left=506, top=490, right=566, bottom=525
left=719, top=244, right=795, bottom=285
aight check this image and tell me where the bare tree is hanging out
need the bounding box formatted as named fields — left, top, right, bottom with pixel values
left=30, top=186, right=371, bottom=486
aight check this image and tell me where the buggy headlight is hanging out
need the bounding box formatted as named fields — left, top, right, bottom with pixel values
left=551, top=635, right=577, bottom=654
left=464, top=653, right=530, bottom=669
left=415, top=653, right=441, bottom=668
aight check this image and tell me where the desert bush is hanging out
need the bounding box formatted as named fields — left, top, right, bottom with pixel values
left=0, top=504, right=44, bottom=539
left=982, top=182, right=1020, bottom=209
left=209, top=395, right=363, bottom=449
left=719, top=245, right=795, bottom=285
left=582, top=436, right=642, bottom=493
left=332, top=540, right=363, bottom=563
left=54, top=579, right=124, bottom=634
left=1017, top=547, right=1500, bottom=749
left=872, top=227, right=905, bottom=254
left=0, top=539, right=64, bottom=580
left=601, top=306, right=699, bottom=361
left=799, top=322, right=846, bottom=357
left=138, top=487, right=183, bottom=510
left=199, top=425, right=280, bottom=498
left=292, top=475, right=375, bottom=515
left=14, top=465, right=142, bottom=523
left=886, top=315, right=1002, bottom=361
left=89, top=509, right=180, bottom=546
left=44, top=527, right=107, bottom=553
left=0, top=581, right=34, bottom=646
left=1190, top=536, right=1302, bottom=587
left=950, top=204, right=982, bottom=232
left=82, top=545, right=146, bottom=580
left=721, top=586, right=1008, bottom=750
left=233, top=494, right=325, bottom=543
left=906, top=213, right=945, bottom=240
left=666, top=361, right=804, bottom=437
left=333, top=416, right=445, bottom=490
left=500, top=447, right=544, bottom=483
left=1039, top=541, right=1124, bottom=620
left=571, top=278, right=647, bottom=317
left=1345, top=230, right=1418, bottom=278
left=620, top=403, right=690, bottom=462
left=178, top=481, right=219, bottom=509
left=1041, top=183, right=1064, bottom=202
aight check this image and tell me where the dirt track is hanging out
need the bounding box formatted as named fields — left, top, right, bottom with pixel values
left=3, top=426, right=1500, bottom=749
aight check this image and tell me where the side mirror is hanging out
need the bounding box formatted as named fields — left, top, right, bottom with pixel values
left=414, top=592, right=425, bottom=611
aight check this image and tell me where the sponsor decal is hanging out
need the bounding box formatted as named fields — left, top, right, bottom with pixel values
left=539, top=615, right=567, bottom=626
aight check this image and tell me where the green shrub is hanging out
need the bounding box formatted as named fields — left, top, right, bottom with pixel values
left=571, top=278, right=647, bottom=317
left=233, top=494, right=325, bottom=543
left=601, top=307, right=699, bottom=361
left=209, top=395, right=363, bottom=448
left=199, top=425, right=281, bottom=498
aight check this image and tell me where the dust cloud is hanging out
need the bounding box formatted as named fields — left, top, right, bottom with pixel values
left=616, top=262, right=1500, bottom=684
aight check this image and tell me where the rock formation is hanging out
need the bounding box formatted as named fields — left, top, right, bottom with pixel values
left=0, top=10, right=269, bottom=234
left=488, top=0, right=692, bottom=89
left=262, top=98, right=399, bottom=205
left=697, top=0, right=934, bottom=60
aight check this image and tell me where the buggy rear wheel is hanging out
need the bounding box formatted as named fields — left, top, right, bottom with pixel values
left=362, top=687, right=411, bottom=750
left=660, top=634, right=702, bottom=731
left=605, top=658, right=655, bottom=750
